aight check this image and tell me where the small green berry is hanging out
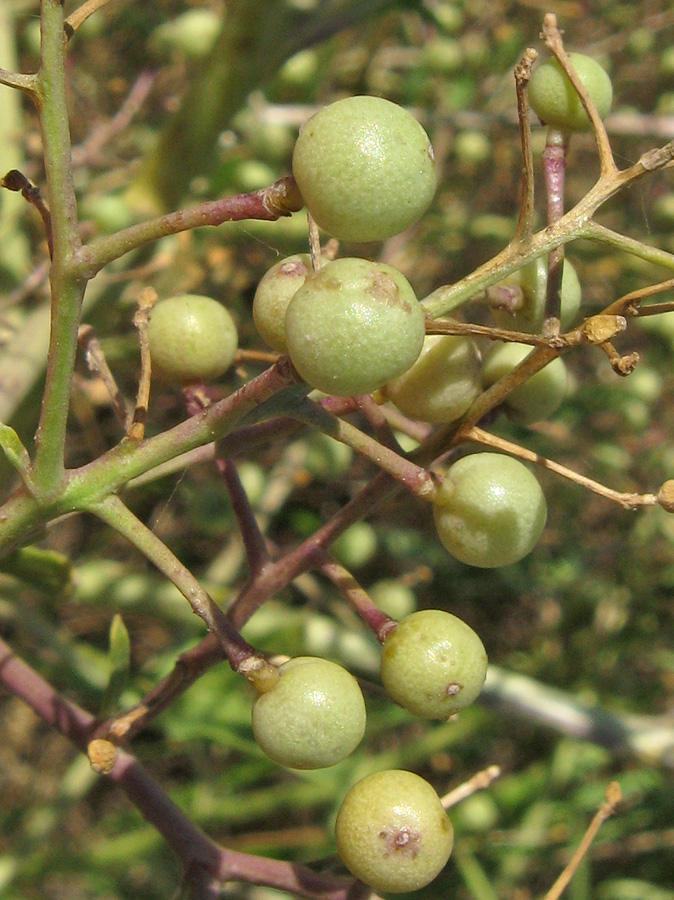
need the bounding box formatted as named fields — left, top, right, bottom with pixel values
left=292, top=96, right=436, bottom=242
left=493, top=258, right=582, bottom=333
left=252, top=656, right=366, bottom=769
left=253, top=254, right=312, bottom=351
left=382, top=334, right=481, bottom=423
left=528, top=53, right=613, bottom=132
left=481, top=343, right=568, bottom=424
left=147, top=294, right=238, bottom=383
left=335, top=769, right=454, bottom=893
left=332, top=521, right=378, bottom=569
left=433, top=453, right=547, bottom=568
left=285, top=257, right=426, bottom=396
left=369, top=579, right=417, bottom=620
left=381, top=610, right=487, bottom=719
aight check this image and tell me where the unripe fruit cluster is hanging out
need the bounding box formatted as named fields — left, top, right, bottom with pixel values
left=255, top=256, right=427, bottom=397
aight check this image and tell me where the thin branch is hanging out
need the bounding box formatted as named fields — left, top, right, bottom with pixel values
left=217, top=456, right=271, bottom=576
left=75, top=178, right=304, bottom=278
left=542, top=782, right=621, bottom=900
left=427, top=317, right=572, bottom=347
left=319, top=560, right=396, bottom=642
left=353, top=393, right=405, bottom=453
left=465, top=426, right=658, bottom=510
left=78, top=324, right=131, bottom=429
left=89, top=494, right=279, bottom=691
left=128, top=287, right=157, bottom=440
left=601, top=276, right=674, bottom=316
left=64, top=0, right=116, bottom=38
left=0, top=636, right=359, bottom=900
left=1, top=169, right=53, bottom=257
left=287, top=396, right=438, bottom=500
left=0, top=67, right=37, bottom=93
left=541, top=129, right=568, bottom=336
left=441, top=765, right=501, bottom=810
left=582, top=220, right=674, bottom=275
left=71, top=71, right=155, bottom=168
left=511, top=47, right=538, bottom=244
left=422, top=138, right=674, bottom=320
left=541, top=13, right=618, bottom=178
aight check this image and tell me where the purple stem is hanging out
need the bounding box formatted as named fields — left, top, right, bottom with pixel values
left=217, top=455, right=271, bottom=576
left=75, top=177, right=303, bottom=278
left=0, top=636, right=362, bottom=900
left=541, top=130, right=568, bottom=330
left=320, top=560, right=397, bottom=643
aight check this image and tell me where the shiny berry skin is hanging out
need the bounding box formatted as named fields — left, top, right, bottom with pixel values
left=252, top=254, right=312, bottom=351
left=335, top=769, right=454, bottom=893
left=251, top=656, right=366, bottom=770
left=380, top=610, right=487, bottom=719
left=147, top=294, right=238, bottom=383
left=433, top=452, right=547, bottom=568
left=292, top=96, right=436, bottom=242
left=382, top=334, right=481, bottom=423
left=284, top=257, right=426, bottom=396
left=528, top=53, right=613, bottom=132
left=493, top=258, right=582, bottom=334
left=481, top=342, right=568, bottom=424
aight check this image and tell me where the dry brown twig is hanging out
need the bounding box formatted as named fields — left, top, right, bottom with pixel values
left=542, top=782, right=622, bottom=900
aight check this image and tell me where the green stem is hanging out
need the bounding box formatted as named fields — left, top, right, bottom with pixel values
left=0, top=358, right=299, bottom=558
left=581, top=220, right=674, bottom=270
left=31, top=0, right=86, bottom=496
left=422, top=141, right=674, bottom=319
left=89, top=495, right=262, bottom=674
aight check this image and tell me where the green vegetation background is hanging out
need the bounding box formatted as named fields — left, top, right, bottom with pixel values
left=2, top=1, right=674, bottom=898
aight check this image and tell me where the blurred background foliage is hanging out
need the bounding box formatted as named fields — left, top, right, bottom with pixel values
left=2, top=0, right=674, bottom=898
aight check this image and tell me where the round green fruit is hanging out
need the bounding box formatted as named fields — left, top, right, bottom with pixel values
left=251, top=656, right=366, bottom=769
left=493, top=258, right=581, bottom=333
left=292, top=96, right=436, bottom=241
left=253, top=253, right=312, bottom=351
left=528, top=53, right=613, bottom=132
left=481, top=342, right=568, bottom=423
left=382, top=334, right=481, bottom=423
left=369, top=579, right=417, bottom=620
left=285, top=257, right=426, bottom=396
left=433, top=453, right=547, bottom=568
left=380, top=610, right=487, bottom=719
left=147, top=294, right=238, bottom=383
left=335, top=769, right=454, bottom=893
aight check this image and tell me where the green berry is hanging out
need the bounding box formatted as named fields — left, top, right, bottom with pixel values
left=335, top=769, right=454, bottom=893
left=253, top=254, right=312, bottom=351
left=481, top=343, right=568, bottom=424
left=493, top=258, right=582, bottom=333
left=284, top=257, right=426, bottom=396
left=380, top=610, right=487, bottom=719
left=147, top=294, right=238, bottom=383
left=529, top=53, right=613, bottom=132
left=369, top=579, right=417, bottom=620
left=292, top=96, right=436, bottom=242
left=382, top=334, right=481, bottom=423
left=332, top=521, right=378, bottom=569
left=251, top=656, right=366, bottom=769
left=433, top=453, right=547, bottom=568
